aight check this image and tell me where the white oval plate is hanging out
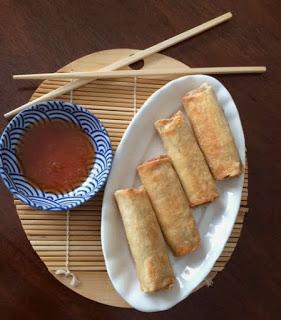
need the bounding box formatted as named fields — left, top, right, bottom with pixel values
left=101, top=75, right=245, bottom=312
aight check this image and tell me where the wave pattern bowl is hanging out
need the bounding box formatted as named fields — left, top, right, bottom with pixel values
left=0, top=101, right=112, bottom=211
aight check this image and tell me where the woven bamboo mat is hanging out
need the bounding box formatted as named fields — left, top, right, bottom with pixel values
left=14, top=49, right=249, bottom=308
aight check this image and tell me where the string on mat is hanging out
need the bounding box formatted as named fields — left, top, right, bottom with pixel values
left=69, top=84, right=73, bottom=103
left=133, top=76, right=137, bottom=115
left=55, top=210, right=80, bottom=287
left=204, top=277, right=214, bottom=287
left=55, top=78, right=80, bottom=287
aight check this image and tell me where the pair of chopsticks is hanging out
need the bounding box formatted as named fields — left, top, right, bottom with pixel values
left=5, top=12, right=266, bottom=118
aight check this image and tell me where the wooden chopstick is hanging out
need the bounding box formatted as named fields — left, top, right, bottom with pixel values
left=13, top=66, right=266, bottom=80
left=4, top=12, right=232, bottom=118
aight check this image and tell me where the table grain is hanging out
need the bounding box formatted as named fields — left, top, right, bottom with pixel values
left=0, top=1, right=280, bottom=319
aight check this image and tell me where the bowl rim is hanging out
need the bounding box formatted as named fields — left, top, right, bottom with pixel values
left=0, top=100, right=113, bottom=211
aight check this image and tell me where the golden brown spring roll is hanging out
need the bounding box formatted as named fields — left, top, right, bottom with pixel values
left=137, top=156, right=200, bottom=256
left=155, top=111, right=218, bottom=207
left=182, top=83, right=242, bottom=180
left=114, top=186, right=175, bottom=293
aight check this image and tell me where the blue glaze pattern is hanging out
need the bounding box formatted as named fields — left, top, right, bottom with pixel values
left=0, top=101, right=113, bottom=211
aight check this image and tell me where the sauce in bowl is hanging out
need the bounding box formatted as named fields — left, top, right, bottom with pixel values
left=17, top=120, right=95, bottom=193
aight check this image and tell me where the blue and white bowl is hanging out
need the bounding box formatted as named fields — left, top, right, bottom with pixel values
left=0, top=101, right=113, bottom=211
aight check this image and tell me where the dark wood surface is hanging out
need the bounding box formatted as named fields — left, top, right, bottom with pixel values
left=0, top=1, right=280, bottom=319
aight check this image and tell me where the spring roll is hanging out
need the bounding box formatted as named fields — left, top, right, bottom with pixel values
left=114, top=186, right=175, bottom=293
left=155, top=111, right=218, bottom=207
left=138, top=156, right=200, bottom=256
left=182, top=83, right=242, bottom=180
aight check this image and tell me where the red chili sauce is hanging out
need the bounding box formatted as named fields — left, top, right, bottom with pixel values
left=17, top=120, right=95, bottom=193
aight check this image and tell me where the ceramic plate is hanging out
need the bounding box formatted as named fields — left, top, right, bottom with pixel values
left=101, top=75, right=245, bottom=312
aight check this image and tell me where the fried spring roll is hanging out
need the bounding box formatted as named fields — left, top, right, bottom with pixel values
left=155, top=111, right=218, bottom=207
left=182, top=83, right=242, bottom=180
left=114, top=186, right=175, bottom=293
left=138, top=156, right=200, bottom=256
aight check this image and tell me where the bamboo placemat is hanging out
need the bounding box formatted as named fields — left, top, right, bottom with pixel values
left=14, top=49, right=249, bottom=308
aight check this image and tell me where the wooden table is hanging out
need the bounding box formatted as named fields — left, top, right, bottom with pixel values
left=0, top=1, right=280, bottom=319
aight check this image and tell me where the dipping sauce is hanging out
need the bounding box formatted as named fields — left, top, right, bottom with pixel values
left=17, top=120, right=95, bottom=193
